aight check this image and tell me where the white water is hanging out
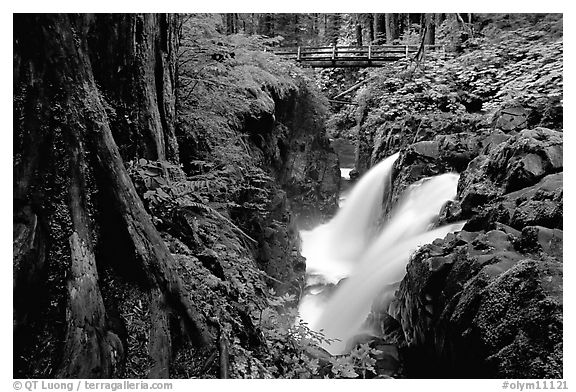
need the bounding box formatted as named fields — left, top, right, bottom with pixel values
left=301, top=153, right=399, bottom=284
left=338, top=168, right=353, bottom=207
left=298, top=154, right=464, bottom=354
left=340, top=168, right=353, bottom=180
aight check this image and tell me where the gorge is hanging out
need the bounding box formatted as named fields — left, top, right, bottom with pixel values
left=13, top=13, right=563, bottom=380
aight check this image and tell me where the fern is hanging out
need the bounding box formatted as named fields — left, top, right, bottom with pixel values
left=170, top=179, right=215, bottom=198
left=179, top=199, right=257, bottom=244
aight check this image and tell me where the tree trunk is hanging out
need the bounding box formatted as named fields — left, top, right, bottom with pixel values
left=14, top=13, right=212, bottom=379
left=424, top=13, right=436, bottom=45
left=355, top=21, right=363, bottom=46
left=87, top=14, right=179, bottom=163
left=385, top=13, right=399, bottom=44
left=374, top=13, right=386, bottom=41
left=363, top=13, right=374, bottom=44
left=398, top=13, right=410, bottom=34
left=435, top=13, right=445, bottom=28
left=226, top=14, right=234, bottom=35
left=258, top=13, right=273, bottom=36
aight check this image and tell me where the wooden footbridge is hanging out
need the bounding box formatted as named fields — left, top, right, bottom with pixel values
left=273, top=44, right=445, bottom=68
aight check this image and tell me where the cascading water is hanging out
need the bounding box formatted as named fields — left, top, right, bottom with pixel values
left=298, top=153, right=464, bottom=355
left=301, top=153, right=399, bottom=284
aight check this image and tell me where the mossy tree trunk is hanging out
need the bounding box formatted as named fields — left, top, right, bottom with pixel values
left=87, top=14, right=180, bottom=162
left=14, top=13, right=212, bottom=379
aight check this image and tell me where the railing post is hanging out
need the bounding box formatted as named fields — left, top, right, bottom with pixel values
left=332, top=45, right=336, bottom=61
left=297, top=46, right=301, bottom=61
left=405, top=45, right=409, bottom=59
left=368, top=45, right=372, bottom=60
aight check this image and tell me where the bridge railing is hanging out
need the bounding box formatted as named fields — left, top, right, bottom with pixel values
left=272, top=44, right=445, bottom=63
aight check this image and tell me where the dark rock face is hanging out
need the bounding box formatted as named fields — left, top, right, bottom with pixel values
left=386, top=126, right=560, bottom=212
left=245, top=83, right=341, bottom=227
left=456, top=172, right=563, bottom=232
left=175, top=77, right=339, bottom=296
left=389, top=228, right=562, bottom=378
left=253, top=189, right=307, bottom=293
left=275, top=91, right=340, bottom=220
left=355, top=113, right=487, bottom=176
left=378, top=125, right=563, bottom=378
left=386, top=128, right=488, bottom=212
left=237, top=81, right=340, bottom=290
left=458, top=127, right=562, bottom=198
left=492, top=106, right=530, bottom=131
left=354, top=113, right=564, bottom=378
left=442, top=127, right=563, bottom=231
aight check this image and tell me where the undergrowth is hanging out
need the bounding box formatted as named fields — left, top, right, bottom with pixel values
left=353, top=14, right=562, bottom=165
left=123, top=14, right=380, bottom=378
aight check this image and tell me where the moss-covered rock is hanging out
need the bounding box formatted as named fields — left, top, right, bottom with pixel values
left=387, top=226, right=562, bottom=378
left=376, top=122, right=563, bottom=378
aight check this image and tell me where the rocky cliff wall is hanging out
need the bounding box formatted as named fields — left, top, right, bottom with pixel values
left=352, top=16, right=563, bottom=377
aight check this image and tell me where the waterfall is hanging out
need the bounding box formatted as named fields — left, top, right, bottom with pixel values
left=301, top=153, right=399, bottom=284
left=298, top=154, right=464, bottom=355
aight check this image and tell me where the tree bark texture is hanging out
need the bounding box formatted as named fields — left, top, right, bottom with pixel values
left=355, top=22, right=363, bottom=46
left=385, top=13, right=400, bottom=44
left=374, top=13, right=386, bottom=41
left=424, top=13, right=436, bottom=45
left=14, top=13, right=212, bottom=379
left=365, top=14, right=375, bottom=44
left=87, top=14, right=179, bottom=162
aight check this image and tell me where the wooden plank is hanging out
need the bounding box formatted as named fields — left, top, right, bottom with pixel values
left=274, top=44, right=443, bottom=53
left=297, top=54, right=407, bottom=62
left=299, top=60, right=400, bottom=68
left=370, top=47, right=414, bottom=53
left=331, top=56, right=404, bottom=61
left=272, top=44, right=446, bottom=67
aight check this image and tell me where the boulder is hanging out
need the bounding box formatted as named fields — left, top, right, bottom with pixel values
left=459, top=172, right=563, bottom=232
left=446, top=127, right=563, bottom=225
left=388, top=228, right=562, bottom=378
left=378, top=126, right=563, bottom=378
left=436, top=132, right=484, bottom=171
left=516, top=225, right=563, bottom=258
left=480, top=129, right=514, bottom=153
left=494, top=128, right=563, bottom=193
left=410, top=140, right=440, bottom=160
left=492, top=106, right=530, bottom=131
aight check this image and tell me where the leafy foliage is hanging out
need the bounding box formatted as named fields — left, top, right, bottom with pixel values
left=354, top=14, right=562, bottom=164
left=226, top=289, right=384, bottom=379
left=177, top=14, right=328, bottom=179
left=168, top=14, right=366, bottom=379
left=358, top=15, right=562, bottom=121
